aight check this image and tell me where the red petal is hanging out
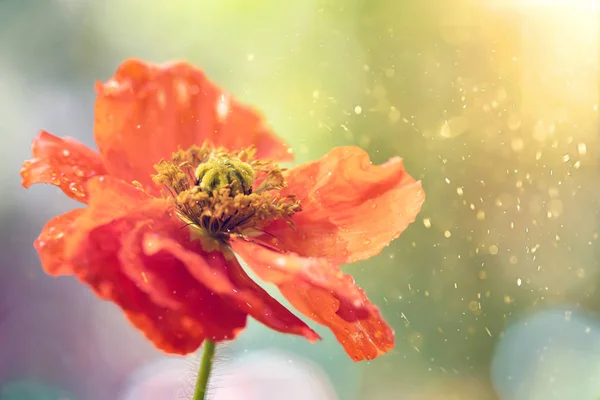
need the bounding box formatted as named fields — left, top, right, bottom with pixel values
left=138, top=232, right=320, bottom=343
left=21, top=131, right=107, bottom=204
left=117, top=219, right=248, bottom=343
left=70, top=175, right=154, bottom=227
left=231, top=238, right=395, bottom=361
left=59, top=176, right=229, bottom=352
left=55, top=176, right=315, bottom=352
left=35, top=208, right=84, bottom=276
left=260, top=146, right=425, bottom=265
left=68, top=215, right=208, bottom=354
left=94, top=59, right=292, bottom=190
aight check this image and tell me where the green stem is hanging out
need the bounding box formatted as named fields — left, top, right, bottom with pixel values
left=192, top=340, right=216, bottom=400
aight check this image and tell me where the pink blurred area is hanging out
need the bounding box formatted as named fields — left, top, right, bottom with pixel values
left=119, top=350, right=339, bottom=400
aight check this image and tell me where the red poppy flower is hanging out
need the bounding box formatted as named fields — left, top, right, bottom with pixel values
left=21, top=59, right=424, bottom=361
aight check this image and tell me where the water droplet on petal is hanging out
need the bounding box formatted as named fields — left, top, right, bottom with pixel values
left=51, top=174, right=61, bottom=185
left=217, top=94, right=230, bottom=120
left=68, top=182, right=84, bottom=197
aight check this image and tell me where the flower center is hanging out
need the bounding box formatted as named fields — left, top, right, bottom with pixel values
left=152, top=143, right=300, bottom=238
left=195, top=155, right=255, bottom=196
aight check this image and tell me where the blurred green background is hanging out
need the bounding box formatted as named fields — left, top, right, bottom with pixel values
left=1, top=1, right=599, bottom=399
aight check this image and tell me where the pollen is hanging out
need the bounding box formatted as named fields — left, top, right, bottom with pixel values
left=152, top=143, right=300, bottom=238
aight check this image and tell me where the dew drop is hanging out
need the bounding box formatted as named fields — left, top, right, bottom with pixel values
left=468, top=301, right=479, bottom=312
left=217, top=94, right=230, bottom=120
left=507, top=113, right=522, bottom=130
left=156, top=90, right=167, bottom=108
left=68, top=182, right=83, bottom=197
left=535, top=150, right=542, bottom=160
left=174, top=79, right=190, bottom=105
left=489, top=245, right=499, bottom=255
left=274, top=257, right=286, bottom=267
left=546, top=199, right=564, bottom=218
left=532, top=120, right=555, bottom=142
left=388, top=106, right=401, bottom=123
left=440, top=116, right=468, bottom=138
left=510, top=137, right=524, bottom=152
left=440, top=121, right=451, bottom=138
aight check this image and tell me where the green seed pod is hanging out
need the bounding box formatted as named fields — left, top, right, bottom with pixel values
left=195, top=156, right=256, bottom=195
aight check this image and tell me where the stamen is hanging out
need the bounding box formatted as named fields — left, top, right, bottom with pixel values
left=152, top=143, right=301, bottom=239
